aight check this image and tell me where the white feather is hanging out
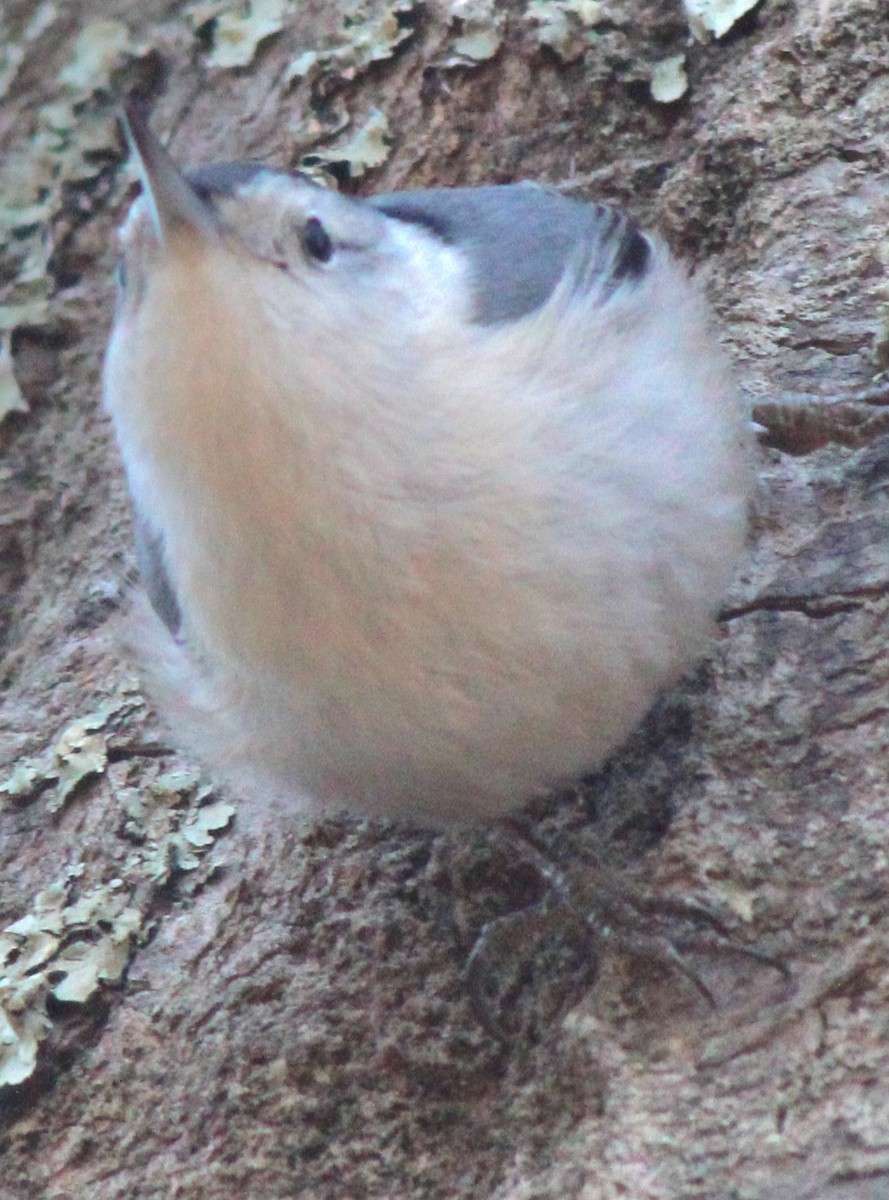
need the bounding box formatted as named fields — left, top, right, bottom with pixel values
left=104, top=176, right=749, bottom=825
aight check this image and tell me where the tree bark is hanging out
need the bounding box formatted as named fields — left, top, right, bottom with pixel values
left=2, top=1, right=889, bottom=1197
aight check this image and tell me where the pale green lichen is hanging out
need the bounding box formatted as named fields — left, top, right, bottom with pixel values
left=0, top=12, right=142, bottom=392
left=0, top=867, right=139, bottom=1088
left=0, top=3, right=56, bottom=101
left=0, top=999, right=52, bottom=1089
left=180, top=800, right=238, bottom=850
left=0, top=301, right=51, bottom=334
left=285, top=0, right=416, bottom=86
left=117, top=765, right=235, bottom=878
left=283, top=1, right=415, bottom=162
left=331, top=108, right=391, bottom=175
left=0, top=337, right=28, bottom=423
left=0, top=687, right=145, bottom=812
left=650, top=53, right=689, bottom=104
left=444, top=0, right=503, bottom=65
left=0, top=758, right=234, bottom=1089
left=525, top=0, right=605, bottom=62
left=58, top=18, right=132, bottom=89
left=683, top=0, right=761, bottom=40
left=201, top=0, right=292, bottom=69
left=304, top=108, right=392, bottom=179
left=47, top=719, right=110, bottom=813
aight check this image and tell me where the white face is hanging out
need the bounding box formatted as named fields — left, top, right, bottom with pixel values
left=104, top=158, right=481, bottom=552
left=114, top=170, right=471, bottom=341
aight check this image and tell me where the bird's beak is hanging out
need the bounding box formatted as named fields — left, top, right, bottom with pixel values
left=120, top=103, right=218, bottom=244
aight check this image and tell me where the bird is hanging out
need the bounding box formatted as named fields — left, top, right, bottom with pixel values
left=103, top=106, right=750, bottom=828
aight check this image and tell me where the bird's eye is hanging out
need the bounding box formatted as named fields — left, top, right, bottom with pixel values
left=115, top=259, right=127, bottom=292
left=302, top=217, right=334, bottom=264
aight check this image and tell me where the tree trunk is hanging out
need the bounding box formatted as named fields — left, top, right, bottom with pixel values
left=2, top=1, right=889, bottom=1196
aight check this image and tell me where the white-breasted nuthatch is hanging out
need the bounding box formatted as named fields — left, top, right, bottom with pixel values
left=104, top=108, right=750, bottom=825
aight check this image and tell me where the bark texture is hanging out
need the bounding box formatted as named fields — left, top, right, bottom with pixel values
left=2, top=1, right=889, bottom=1197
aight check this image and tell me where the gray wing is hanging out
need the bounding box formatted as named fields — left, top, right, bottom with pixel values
left=186, top=162, right=270, bottom=202
left=133, top=510, right=181, bottom=636
left=371, top=182, right=651, bottom=325
left=178, top=169, right=650, bottom=324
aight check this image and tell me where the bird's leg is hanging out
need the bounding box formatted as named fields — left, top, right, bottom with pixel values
left=465, top=813, right=789, bottom=1039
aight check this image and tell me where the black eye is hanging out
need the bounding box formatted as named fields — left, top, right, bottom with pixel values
left=303, top=217, right=333, bottom=263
